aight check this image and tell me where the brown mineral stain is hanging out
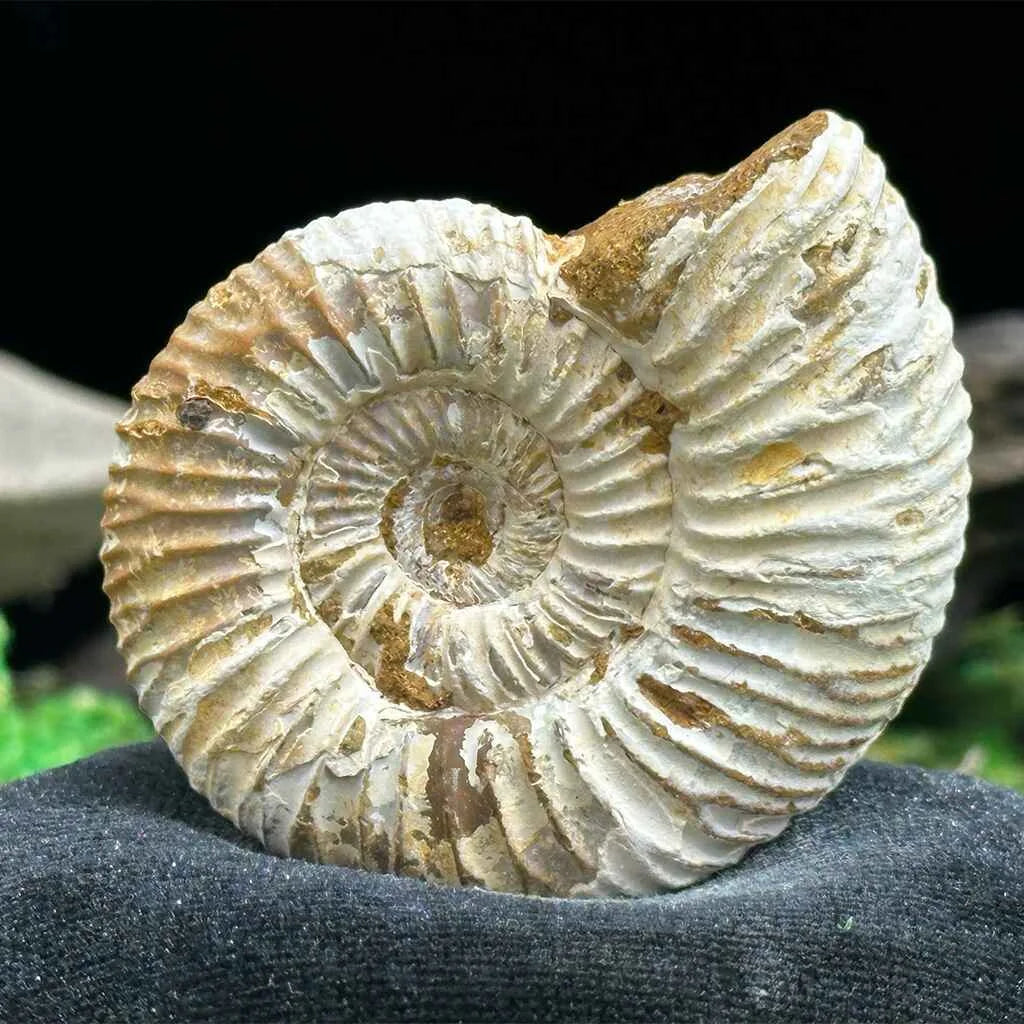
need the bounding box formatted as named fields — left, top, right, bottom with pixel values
left=848, top=663, right=917, bottom=681
left=670, top=622, right=909, bottom=696
left=747, top=606, right=858, bottom=640
left=423, top=485, right=493, bottom=565
left=844, top=348, right=889, bottom=403
left=618, top=390, right=688, bottom=454
left=621, top=623, right=645, bottom=640
left=130, top=375, right=173, bottom=403
left=585, top=382, right=622, bottom=413
left=302, top=548, right=355, bottom=583
left=798, top=222, right=860, bottom=319
left=548, top=299, right=574, bottom=325
left=370, top=600, right=451, bottom=711
left=916, top=266, right=929, bottom=305
left=339, top=716, right=366, bottom=754
left=187, top=612, right=273, bottom=677
left=561, top=111, right=829, bottom=335
left=424, top=717, right=495, bottom=841
left=695, top=595, right=852, bottom=637
left=189, top=380, right=251, bottom=415
left=118, top=418, right=170, bottom=439
left=894, top=508, right=925, bottom=528
left=316, top=595, right=344, bottom=629
left=672, top=623, right=812, bottom=680
left=276, top=475, right=298, bottom=506
left=379, top=478, right=411, bottom=556
left=548, top=622, right=573, bottom=645
left=637, top=673, right=730, bottom=729
left=590, top=650, right=609, bottom=683
left=431, top=454, right=472, bottom=471
left=742, top=442, right=805, bottom=485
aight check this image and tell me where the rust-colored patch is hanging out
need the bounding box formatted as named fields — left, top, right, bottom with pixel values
left=317, top=596, right=344, bottom=630
left=590, top=650, right=609, bottom=683
left=672, top=623, right=816, bottom=681
left=621, top=623, right=645, bottom=640
left=845, top=348, right=889, bottom=403
left=695, top=595, right=855, bottom=637
left=916, top=266, right=929, bottom=305
left=339, top=716, right=366, bottom=754
left=749, top=606, right=858, bottom=640
left=287, top=572, right=315, bottom=621
left=561, top=111, right=829, bottom=335
left=637, top=673, right=730, bottom=729
left=130, top=375, right=173, bottom=403
left=423, top=485, right=493, bottom=565
left=369, top=600, right=451, bottom=711
left=119, top=418, right=170, bottom=439
left=798, top=222, right=860, bottom=320
left=670, top=622, right=912, bottom=698
left=585, top=382, right=623, bottom=413
left=276, top=469, right=301, bottom=507
left=548, top=299, right=574, bottom=325
left=187, top=612, right=273, bottom=677
left=548, top=622, right=573, bottom=645
left=189, top=380, right=251, bottom=415
left=379, top=478, right=411, bottom=557
left=431, top=454, right=473, bottom=472
left=894, top=508, right=925, bottom=528
left=615, top=360, right=636, bottom=384
left=636, top=675, right=855, bottom=773
left=742, top=441, right=805, bottom=485
left=302, top=548, right=355, bottom=583
left=424, top=716, right=495, bottom=841
left=848, top=663, right=917, bottom=682
left=618, top=390, right=688, bottom=454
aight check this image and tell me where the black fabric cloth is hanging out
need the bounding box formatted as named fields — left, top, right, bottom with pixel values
left=1, top=741, right=1022, bottom=1024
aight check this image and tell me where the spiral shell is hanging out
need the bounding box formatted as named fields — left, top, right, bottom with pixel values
left=101, top=110, right=971, bottom=897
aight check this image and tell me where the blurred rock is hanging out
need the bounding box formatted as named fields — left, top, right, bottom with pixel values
left=933, top=312, right=1024, bottom=659
left=57, top=624, right=130, bottom=697
left=957, top=312, right=1024, bottom=492
left=0, top=352, right=125, bottom=603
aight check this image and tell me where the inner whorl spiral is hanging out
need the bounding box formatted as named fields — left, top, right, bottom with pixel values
left=101, top=111, right=971, bottom=897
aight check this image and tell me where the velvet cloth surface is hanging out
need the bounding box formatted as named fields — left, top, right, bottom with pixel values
left=1, top=740, right=1022, bottom=1024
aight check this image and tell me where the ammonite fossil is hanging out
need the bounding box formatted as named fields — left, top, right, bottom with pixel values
left=101, top=110, right=971, bottom=897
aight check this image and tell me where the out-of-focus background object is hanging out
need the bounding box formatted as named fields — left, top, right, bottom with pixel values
left=0, top=354, right=125, bottom=602
left=0, top=355, right=152, bottom=781
left=935, top=314, right=1024, bottom=660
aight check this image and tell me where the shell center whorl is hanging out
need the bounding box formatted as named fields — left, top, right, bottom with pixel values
left=296, top=386, right=582, bottom=711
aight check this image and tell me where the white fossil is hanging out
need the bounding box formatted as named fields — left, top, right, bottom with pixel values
left=101, top=111, right=971, bottom=897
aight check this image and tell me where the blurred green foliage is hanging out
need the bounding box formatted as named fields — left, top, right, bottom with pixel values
left=0, top=614, right=153, bottom=784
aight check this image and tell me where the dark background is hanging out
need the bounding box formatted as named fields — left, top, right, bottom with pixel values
left=2, top=2, right=1019, bottom=399
left=2, top=1, right=1020, bottom=670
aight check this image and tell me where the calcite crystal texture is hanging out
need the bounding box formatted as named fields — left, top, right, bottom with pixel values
left=101, top=110, right=971, bottom=897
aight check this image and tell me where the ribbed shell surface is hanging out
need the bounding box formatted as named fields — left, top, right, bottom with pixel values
left=101, top=110, right=971, bottom=897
